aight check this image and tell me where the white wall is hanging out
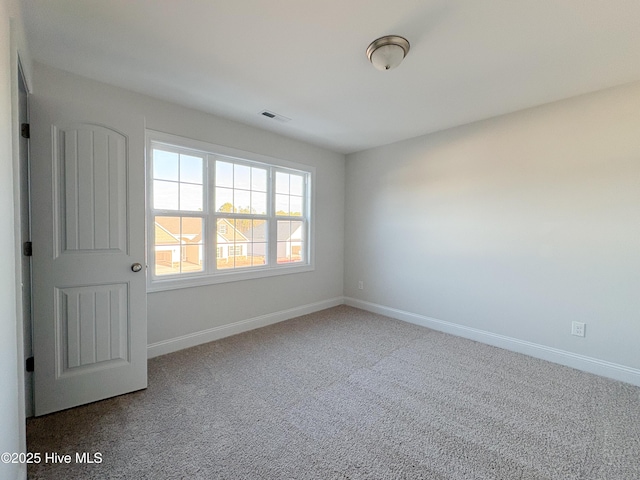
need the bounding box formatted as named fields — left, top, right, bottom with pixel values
left=31, top=63, right=345, bottom=350
left=345, top=82, right=640, bottom=379
left=1, top=0, right=30, bottom=478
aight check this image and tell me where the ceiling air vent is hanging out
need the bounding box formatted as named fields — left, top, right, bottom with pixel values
left=260, top=110, right=291, bottom=123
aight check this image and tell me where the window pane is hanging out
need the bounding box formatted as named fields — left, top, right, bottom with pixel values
left=180, top=183, right=203, bottom=211
left=251, top=192, right=267, bottom=215
left=277, top=241, right=290, bottom=264
left=154, top=180, right=179, bottom=210
left=290, top=174, right=304, bottom=196
left=216, top=161, right=233, bottom=187
left=234, top=189, right=251, bottom=213
left=275, top=172, right=289, bottom=194
left=216, top=218, right=235, bottom=270
left=290, top=243, right=303, bottom=262
left=234, top=164, right=251, bottom=190
left=181, top=217, right=202, bottom=239
left=289, top=196, right=303, bottom=216
left=277, top=220, right=304, bottom=264
left=154, top=216, right=204, bottom=276
left=154, top=246, right=180, bottom=275
left=251, top=167, right=267, bottom=192
left=215, top=218, right=268, bottom=271
left=153, top=149, right=178, bottom=181
left=154, top=216, right=180, bottom=245
left=216, top=258, right=235, bottom=270
left=236, top=218, right=253, bottom=242
left=180, top=154, right=203, bottom=184
left=215, top=187, right=233, bottom=212
left=290, top=220, right=304, bottom=242
left=251, top=243, right=267, bottom=266
left=251, top=219, right=267, bottom=243
left=217, top=219, right=233, bottom=241
left=180, top=217, right=204, bottom=273
left=277, top=220, right=291, bottom=241
left=275, top=194, right=289, bottom=216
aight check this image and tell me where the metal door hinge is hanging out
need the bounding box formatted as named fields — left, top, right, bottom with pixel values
left=23, top=241, right=32, bottom=257
left=26, top=356, right=34, bottom=372
left=21, top=123, right=30, bottom=139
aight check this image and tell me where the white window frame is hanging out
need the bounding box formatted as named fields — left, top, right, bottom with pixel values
left=146, top=130, right=315, bottom=292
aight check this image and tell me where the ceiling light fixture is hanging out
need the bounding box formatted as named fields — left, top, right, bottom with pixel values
left=366, top=35, right=410, bottom=71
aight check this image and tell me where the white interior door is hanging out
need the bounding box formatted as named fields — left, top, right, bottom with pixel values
left=31, top=95, right=147, bottom=416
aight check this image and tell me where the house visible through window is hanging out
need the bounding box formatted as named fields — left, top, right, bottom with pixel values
left=147, top=131, right=314, bottom=290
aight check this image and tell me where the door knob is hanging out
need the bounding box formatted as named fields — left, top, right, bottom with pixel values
left=131, top=263, right=143, bottom=272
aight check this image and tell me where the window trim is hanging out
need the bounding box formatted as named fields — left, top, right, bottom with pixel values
left=146, top=130, right=315, bottom=292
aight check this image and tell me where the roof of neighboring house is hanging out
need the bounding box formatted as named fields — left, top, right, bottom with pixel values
left=155, top=216, right=202, bottom=243
left=247, top=221, right=266, bottom=242
left=248, top=220, right=302, bottom=242
left=287, top=222, right=303, bottom=240
left=154, top=223, right=180, bottom=244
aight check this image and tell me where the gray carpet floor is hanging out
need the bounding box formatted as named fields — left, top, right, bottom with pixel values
left=27, top=305, right=640, bottom=479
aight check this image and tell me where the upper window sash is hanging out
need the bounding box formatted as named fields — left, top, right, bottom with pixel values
left=150, top=144, right=207, bottom=214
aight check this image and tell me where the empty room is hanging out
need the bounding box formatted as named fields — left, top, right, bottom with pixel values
left=1, top=1, right=639, bottom=479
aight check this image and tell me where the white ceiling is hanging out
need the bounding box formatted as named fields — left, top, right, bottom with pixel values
left=21, top=0, right=640, bottom=154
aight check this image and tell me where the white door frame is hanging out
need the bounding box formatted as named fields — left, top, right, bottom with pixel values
left=16, top=59, right=34, bottom=418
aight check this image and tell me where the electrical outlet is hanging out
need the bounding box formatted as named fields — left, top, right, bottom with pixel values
left=358, top=281, right=364, bottom=290
left=571, top=321, right=586, bottom=337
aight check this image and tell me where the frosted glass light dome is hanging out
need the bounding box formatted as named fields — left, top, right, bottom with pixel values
left=366, top=35, right=410, bottom=71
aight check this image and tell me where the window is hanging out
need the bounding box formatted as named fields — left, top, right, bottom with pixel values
left=147, top=131, right=314, bottom=291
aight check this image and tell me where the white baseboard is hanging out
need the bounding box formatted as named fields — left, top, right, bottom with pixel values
left=344, top=297, right=640, bottom=387
left=148, top=295, right=640, bottom=387
left=147, top=297, right=344, bottom=358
